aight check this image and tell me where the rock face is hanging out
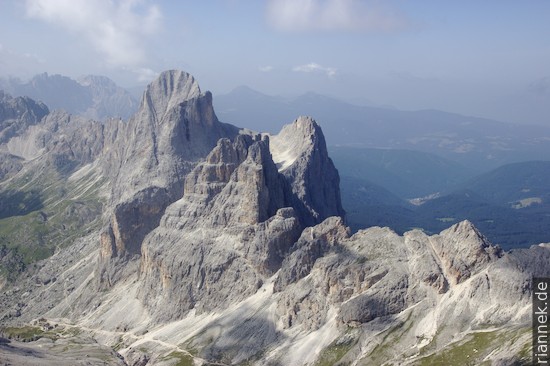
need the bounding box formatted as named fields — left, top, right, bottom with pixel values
left=97, top=70, right=240, bottom=285
left=432, top=220, right=503, bottom=284
left=0, top=91, right=49, bottom=149
left=275, top=219, right=508, bottom=330
left=0, top=91, right=50, bottom=179
left=106, top=70, right=240, bottom=204
left=136, top=115, right=343, bottom=321
left=270, top=116, right=345, bottom=226
left=97, top=74, right=345, bottom=290
left=0, top=91, right=49, bottom=144
left=0, top=90, right=118, bottom=179
left=0, top=69, right=548, bottom=366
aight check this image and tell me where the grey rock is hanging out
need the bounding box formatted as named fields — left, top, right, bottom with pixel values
left=0, top=91, right=49, bottom=144
left=432, top=220, right=503, bottom=284
left=137, top=135, right=292, bottom=321
left=134, top=113, right=347, bottom=323
left=106, top=70, right=239, bottom=204
left=244, top=207, right=302, bottom=275
left=275, top=218, right=546, bottom=337
left=270, top=116, right=345, bottom=226
left=274, top=216, right=349, bottom=292
left=97, top=70, right=240, bottom=285
left=339, top=273, right=409, bottom=324
left=0, top=152, right=23, bottom=180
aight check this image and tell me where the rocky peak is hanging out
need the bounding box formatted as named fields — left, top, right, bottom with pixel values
left=0, top=92, right=49, bottom=128
left=167, top=134, right=287, bottom=229
left=77, top=75, right=138, bottom=120
left=3, top=69, right=549, bottom=366
left=270, top=116, right=318, bottom=171
left=432, top=220, right=503, bottom=285
left=97, top=71, right=239, bottom=286
left=108, top=70, right=238, bottom=203
left=78, top=75, right=117, bottom=90
left=23, top=73, right=94, bottom=113
left=0, top=92, right=50, bottom=178
left=270, top=116, right=345, bottom=226
left=141, top=70, right=201, bottom=123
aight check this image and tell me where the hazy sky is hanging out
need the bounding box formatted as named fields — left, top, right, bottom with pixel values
left=1, top=0, right=549, bottom=125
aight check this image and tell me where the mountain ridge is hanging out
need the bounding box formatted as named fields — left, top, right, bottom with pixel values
left=0, top=70, right=547, bottom=365
left=215, top=85, right=550, bottom=172
left=338, top=155, right=550, bottom=249
left=0, top=72, right=138, bottom=120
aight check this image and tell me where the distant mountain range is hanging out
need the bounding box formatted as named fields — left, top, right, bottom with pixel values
left=335, top=149, right=550, bottom=249
left=0, top=73, right=138, bottom=120
left=329, top=146, right=475, bottom=198
left=215, top=86, right=550, bottom=173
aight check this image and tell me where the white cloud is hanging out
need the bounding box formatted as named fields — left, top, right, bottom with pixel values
left=259, top=65, right=274, bottom=72
left=266, top=0, right=409, bottom=32
left=25, top=0, right=161, bottom=75
left=0, top=44, right=47, bottom=78
left=293, top=62, right=337, bottom=77
left=133, top=67, right=159, bottom=82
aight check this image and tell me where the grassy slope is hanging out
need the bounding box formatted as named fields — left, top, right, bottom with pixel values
left=0, top=165, right=106, bottom=279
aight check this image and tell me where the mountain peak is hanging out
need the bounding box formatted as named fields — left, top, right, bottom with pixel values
left=294, top=115, right=318, bottom=134
left=141, top=70, right=201, bottom=120
left=269, top=116, right=325, bottom=168
left=270, top=116, right=345, bottom=226
left=78, top=74, right=117, bottom=88
left=270, top=116, right=319, bottom=172
left=443, top=219, right=488, bottom=245
left=433, top=219, right=502, bottom=284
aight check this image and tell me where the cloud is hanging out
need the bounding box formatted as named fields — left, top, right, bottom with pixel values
left=259, top=65, right=274, bottom=72
left=24, top=0, right=161, bottom=75
left=293, top=62, right=336, bottom=77
left=0, top=44, right=47, bottom=78
left=266, top=0, right=410, bottom=32
left=133, top=67, right=159, bottom=82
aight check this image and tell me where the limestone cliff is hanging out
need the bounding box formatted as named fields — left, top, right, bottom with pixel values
left=97, top=70, right=240, bottom=285
left=270, top=116, right=345, bottom=226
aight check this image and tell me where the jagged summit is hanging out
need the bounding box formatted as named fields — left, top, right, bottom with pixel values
left=141, top=70, right=201, bottom=122
left=78, top=74, right=118, bottom=89
left=270, top=116, right=319, bottom=171
left=108, top=70, right=238, bottom=202
left=0, top=91, right=49, bottom=130
left=270, top=116, right=345, bottom=226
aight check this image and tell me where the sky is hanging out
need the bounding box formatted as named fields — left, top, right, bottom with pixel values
left=0, top=0, right=549, bottom=125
